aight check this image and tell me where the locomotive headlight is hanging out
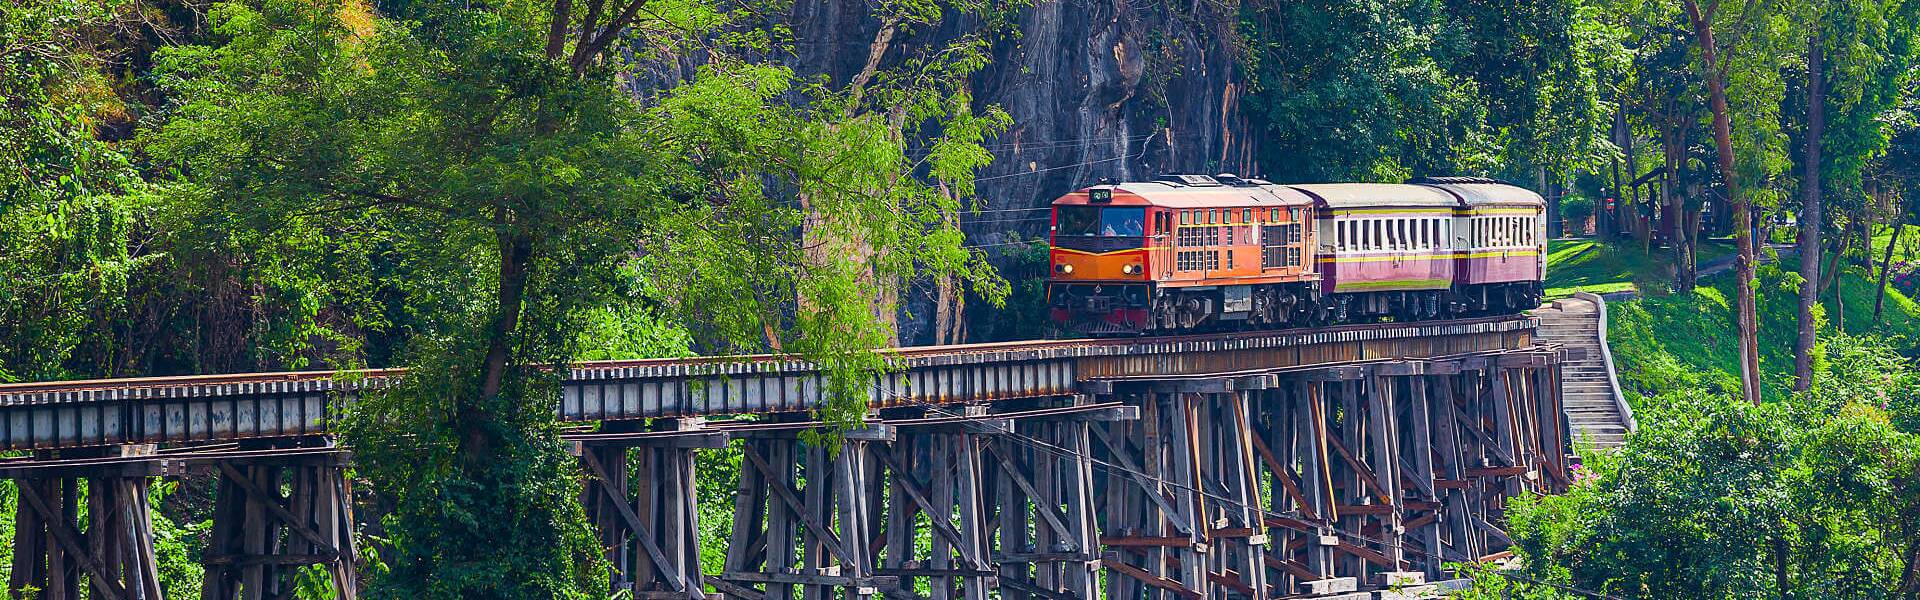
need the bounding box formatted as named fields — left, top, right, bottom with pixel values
left=1122, top=264, right=1141, bottom=275
left=1056, top=263, right=1074, bottom=274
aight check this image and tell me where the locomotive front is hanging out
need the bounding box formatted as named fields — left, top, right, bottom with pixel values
left=1047, top=186, right=1155, bottom=335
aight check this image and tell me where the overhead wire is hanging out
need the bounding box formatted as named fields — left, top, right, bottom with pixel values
left=973, top=131, right=1160, bottom=183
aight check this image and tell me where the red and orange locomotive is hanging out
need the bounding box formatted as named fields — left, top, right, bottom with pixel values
left=1047, top=175, right=1545, bottom=336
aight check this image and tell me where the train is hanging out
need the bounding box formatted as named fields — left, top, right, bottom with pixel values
left=1046, top=174, right=1546, bottom=336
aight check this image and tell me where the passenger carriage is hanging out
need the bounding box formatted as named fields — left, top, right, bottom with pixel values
left=1423, top=178, right=1547, bottom=313
left=1293, top=183, right=1460, bottom=321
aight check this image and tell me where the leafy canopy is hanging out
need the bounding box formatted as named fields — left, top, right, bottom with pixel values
left=145, top=0, right=1009, bottom=595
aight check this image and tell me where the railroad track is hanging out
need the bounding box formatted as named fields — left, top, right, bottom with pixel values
left=0, top=315, right=1537, bottom=450
left=0, top=314, right=1529, bottom=400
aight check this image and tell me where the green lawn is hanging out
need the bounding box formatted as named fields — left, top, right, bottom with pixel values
left=1603, top=241, right=1920, bottom=407
left=1543, top=237, right=1737, bottom=298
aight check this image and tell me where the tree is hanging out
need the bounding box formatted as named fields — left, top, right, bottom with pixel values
left=0, top=0, right=148, bottom=383
left=1680, top=0, right=1795, bottom=405
left=1509, top=344, right=1920, bottom=599
left=147, top=0, right=1006, bottom=594
left=1797, top=32, right=1825, bottom=392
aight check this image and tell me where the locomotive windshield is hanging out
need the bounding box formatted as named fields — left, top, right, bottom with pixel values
left=1057, top=206, right=1145, bottom=237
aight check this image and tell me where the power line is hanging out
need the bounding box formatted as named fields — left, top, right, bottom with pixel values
left=974, top=131, right=1160, bottom=183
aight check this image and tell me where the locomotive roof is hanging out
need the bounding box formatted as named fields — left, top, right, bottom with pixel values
left=1052, top=182, right=1314, bottom=208
left=1287, top=183, right=1459, bottom=209
left=1418, top=182, right=1546, bottom=207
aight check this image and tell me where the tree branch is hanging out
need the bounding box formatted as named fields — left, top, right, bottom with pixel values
left=572, top=0, right=648, bottom=75
left=545, top=0, right=573, bottom=60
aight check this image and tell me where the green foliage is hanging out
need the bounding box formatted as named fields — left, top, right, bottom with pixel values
left=1239, top=0, right=1611, bottom=182
left=144, top=0, right=1010, bottom=593
left=147, top=480, right=210, bottom=600
left=0, top=0, right=150, bottom=383
left=1509, top=381, right=1920, bottom=599
left=1447, top=562, right=1581, bottom=599
left=1562, top=195, right=1597, bottom=226
left=1522, top=245, right=1920, bottom=598
left=1605, top=247, right=1920, bottom=405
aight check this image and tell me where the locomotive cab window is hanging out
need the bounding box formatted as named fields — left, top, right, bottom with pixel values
left=1056, top=206, right=1144, bottom=237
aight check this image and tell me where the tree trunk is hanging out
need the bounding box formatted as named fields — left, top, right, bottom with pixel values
left=1898, top=534, right=1920, bottom=598
left=1795, top=34, right=1824, bottom=392
left=1685, top=0, right=1762, bottom=405
left=1665, top=124, right=1694, bottom=291
left=1774, top=535, right=1791, bottom=599
left=1822, top=219, right=1852, bottom=293
left=468, top=226, right=534, bottom=469
left=1877, top=207, right=1904, bottom=324
left=1542, top=168, right=1562, bottom=239
left=1608, top=140, right=1623, bottom=239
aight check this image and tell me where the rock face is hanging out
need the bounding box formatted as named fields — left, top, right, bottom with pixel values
left=790, top=0, right=1258, bottom=345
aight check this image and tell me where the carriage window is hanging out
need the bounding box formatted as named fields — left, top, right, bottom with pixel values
left=1244, top=209, right=1254, bottom=224
left=1209, top=210, right=1218, bottom=224
left=1270, top=209, right=1280, bottom=222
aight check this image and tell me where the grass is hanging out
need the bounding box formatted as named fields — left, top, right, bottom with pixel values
left=1603, top=240, right=1920, bottom=407
left=1543, top=237, right=1736, bottom=298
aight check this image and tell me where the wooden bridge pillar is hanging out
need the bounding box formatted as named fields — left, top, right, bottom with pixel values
left=7, top=460, right=165, bottom=600
left=718, top=427, right=894, bottom=600
left=1252, top=378, right=1339, bottom=595
left=577, top=420, right=727, bottom=598
left=1094, top=389, right=1207, bottom=599
left=199, top=448, right=358, bottom=600
left=876, top=425, right=991, bottom=600
left=984, top=409, right=1109, bottom=600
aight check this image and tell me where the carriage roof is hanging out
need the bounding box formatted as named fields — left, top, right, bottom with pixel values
left=1418, top=182, right=1545, bottom=208
left=1287, top=183, right=1459, bottom=209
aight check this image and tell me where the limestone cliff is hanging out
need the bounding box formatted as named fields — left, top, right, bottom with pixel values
left=789, top=0, right=1258, bottom=345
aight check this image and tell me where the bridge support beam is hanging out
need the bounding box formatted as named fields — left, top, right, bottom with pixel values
left=7, top=461, right=165, bottom=600
left=199, top=449, right=358, bottom=600
left=1086, top=351, right=1568, bottom=597
left=986, top=415, right=1102, bottom=600
left=578, top=421, right=727, bottom=598
left=718, top=427, right=894, bottom=600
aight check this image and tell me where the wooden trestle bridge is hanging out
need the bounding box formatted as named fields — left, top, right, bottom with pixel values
left=0, top=315, right=1574, bottom=600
